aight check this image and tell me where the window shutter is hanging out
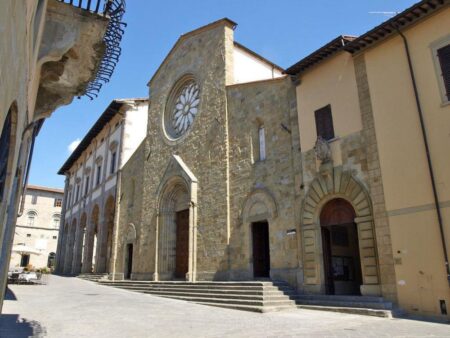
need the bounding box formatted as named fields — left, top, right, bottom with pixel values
left=314, top=105, right=334, bottom=141
left=437, top=44, right=450, bottom=100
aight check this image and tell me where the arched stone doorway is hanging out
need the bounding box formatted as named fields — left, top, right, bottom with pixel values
left=241, top=188, right=278, bottom=280
left=154, top=155, right=198, bottom=282
left=124, top=223, right=136, bottom=280
left=158, top=180, right=190, bottom=280
left=301, top=171, right=381, bottom=296
left=320, top=198, right=362, bottom=295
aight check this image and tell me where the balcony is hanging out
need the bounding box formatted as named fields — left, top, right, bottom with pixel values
left=34, top=0, right=126, bottom=119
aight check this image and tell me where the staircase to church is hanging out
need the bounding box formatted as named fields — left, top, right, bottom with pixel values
left=97, top=280, right=297, bottom=313
left=77, top=273, right=109, bottom=282
left=294, top=294, right=394, bottom=318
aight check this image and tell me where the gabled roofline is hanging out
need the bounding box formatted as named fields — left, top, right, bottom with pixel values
left=233, top=41, right=284, bottom=72
left=147, top=18, right=237, bottom=88
left=344, top=0, right=448, bottom=54
left=26, top=185, right=64, bottom=194
left=284, top=36, right=356, bottom=75
left=57, top=98, right=149, bottom=175
left=285, top=0, right=448, bottom=76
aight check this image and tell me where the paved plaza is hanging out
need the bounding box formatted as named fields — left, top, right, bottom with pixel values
left=1, top=275, right=449, bottom=338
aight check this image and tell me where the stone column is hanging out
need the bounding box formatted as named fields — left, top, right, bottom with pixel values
left=94, top=216, right=106, bottom=273
left=82, top=221, right=95, bottom=273
left=63, top=223, right=76, bottom=274
left=71, top=223, right=84, bottom=274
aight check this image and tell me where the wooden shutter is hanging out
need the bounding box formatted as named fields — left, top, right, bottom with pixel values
left=437, top=44, right=450, bottom=100
left=314, top=105, right=334, bottom=141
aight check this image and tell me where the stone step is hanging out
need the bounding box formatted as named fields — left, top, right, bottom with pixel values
left=297, top=305, right=392, bottom=318
left=105, top=285, right=293, bottom=296
left=294, top=294, right=385, bottom=303
left=99, top=280, right=289, bottom=287
left=196, top=302, right=296, bottom=313
left=295, top=298, right=393, bottom=310
left=152, top=294, right=296, bottom=307
left=137, top=290, right=292, bottom=301
left=99, top=281, right=289, bottom=292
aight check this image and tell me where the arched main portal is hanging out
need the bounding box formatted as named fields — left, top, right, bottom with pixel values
left=158, top=180, right=190, bottom=280
left=301, top=171, right=381, bottom=296
left=320, top=198, right=362, bottom=295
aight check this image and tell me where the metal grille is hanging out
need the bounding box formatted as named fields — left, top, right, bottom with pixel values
left=57, top=0, right=127, bottom=99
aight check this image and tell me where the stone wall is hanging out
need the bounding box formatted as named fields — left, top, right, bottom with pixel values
left=226, top=77, right=302, bottom=287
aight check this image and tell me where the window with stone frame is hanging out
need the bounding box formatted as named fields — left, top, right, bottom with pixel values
left=314, top=104, right=335, bottom=141
left=54, top=198, right=62, bottom=207
left=27, top=211, right=37, bottom=226
left=437, top=44, right=450, bottom=101
left=96, top=163, right=102, bottom=186
left=110, top=151, right=117, bottom=174
left=84, top=175, right=90, bottom=196
left=258, top=125, right=266, bottom=161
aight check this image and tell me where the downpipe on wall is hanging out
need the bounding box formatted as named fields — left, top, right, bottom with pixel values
left=395, top=24, right=450, bottom=285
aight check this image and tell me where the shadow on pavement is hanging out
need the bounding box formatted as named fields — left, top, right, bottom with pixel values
left=5, top=287, right=17, bottom=300
left=0, top=314, right=46, bottom=337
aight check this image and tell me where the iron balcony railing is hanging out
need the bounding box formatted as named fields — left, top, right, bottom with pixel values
left=57, top=0, right=127, bottom=99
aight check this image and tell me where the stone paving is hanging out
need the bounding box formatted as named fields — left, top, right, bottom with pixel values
left=1, top=275, right=449, bottom=338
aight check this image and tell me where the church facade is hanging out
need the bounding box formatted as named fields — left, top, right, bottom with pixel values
left=111, top=19, right=303, bottom=287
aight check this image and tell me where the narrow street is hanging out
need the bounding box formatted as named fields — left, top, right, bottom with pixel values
left=1, top=275, right=449, bottom=337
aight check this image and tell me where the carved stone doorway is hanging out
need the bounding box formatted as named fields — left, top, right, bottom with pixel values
left=175, top=209, right=189, bottom=279
left=252, top=221, right=270, bottom=278
left=320, top=198, right=363, bottom=295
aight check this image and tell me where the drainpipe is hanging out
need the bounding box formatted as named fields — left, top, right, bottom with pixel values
left=395, top=25, right=450, bottom=284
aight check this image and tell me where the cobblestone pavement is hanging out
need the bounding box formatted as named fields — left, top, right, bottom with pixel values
left=1, top=275, right=449, bottom=337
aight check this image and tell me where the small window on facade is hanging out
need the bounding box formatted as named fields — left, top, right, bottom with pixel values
left=54, top=198, right=62, bottom=207
left=258, top=126, right=266, bottom=161
left=437, top=44, right=450, bottom=101
left=110, top=152, right=117, bottom=174
left=26, top=234, right=31, bottom=238
left=52, top=214, right=60, bottom=228
left=75, top=185, right=80, bottom=202
left=52, top=236, right=57, bottom=240
left=31, top=195, right=38, bottom=205
left=96, top=164, right=102, bottom=186
left=314, top=105, right=335, bottom=141
left=27, top=211, right=37, bottom=226
left=85, top=176, right=90, bottom=196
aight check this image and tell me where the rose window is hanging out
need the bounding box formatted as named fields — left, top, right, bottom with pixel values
left=166, top=81, right=200, bottom=139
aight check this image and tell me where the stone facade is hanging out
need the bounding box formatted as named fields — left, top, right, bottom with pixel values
left=112, top=19, right=301, bottom=286
left=55, top=99, right=148, bottom=275
left=9, top=186, right=63, bottom=269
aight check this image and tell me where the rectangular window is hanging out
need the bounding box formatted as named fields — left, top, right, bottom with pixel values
left=54, top=198, right=62, bottom=207
left=258, top=126, right=266, bottom=161
left=53, top=236, right=57, bottom=240
left=437, top=44, right=450, bottom=101
left=96, top=164, right=102, bottom=186
left=26, top=234, right=31, bottom=238
left=31, top=195, right=38, bottom=205
left=85, top=176, right=90, bottom=196
left=75, top=185, right=80, bottom=202
left=110, top=152, right=117, bottom=174
left=314, top=104, right=335, bottom=141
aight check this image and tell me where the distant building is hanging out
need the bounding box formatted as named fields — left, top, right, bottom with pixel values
left=10, top=185, right=64, bottom=269
left=55, top=98, right=148, bottom=275
left=0, top=0, right=126, bottom=311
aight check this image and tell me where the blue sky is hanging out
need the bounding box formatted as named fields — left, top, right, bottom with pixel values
left=29, top=0, right=418, bottom=189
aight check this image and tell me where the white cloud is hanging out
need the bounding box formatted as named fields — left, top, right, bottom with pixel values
left=68, top=138, right=81, bottom=153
